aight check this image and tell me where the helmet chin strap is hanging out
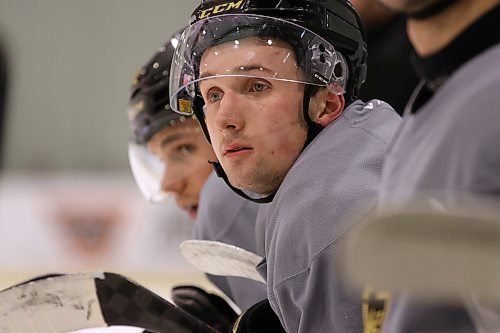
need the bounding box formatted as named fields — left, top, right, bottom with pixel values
left=405, top=0, right=458, bottom=20
left=197, top=85, right=324, bottom=204
left=302, top=84, right=323, bottom=150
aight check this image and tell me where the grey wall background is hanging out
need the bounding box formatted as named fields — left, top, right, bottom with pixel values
left=0, top=0, right=199, bottom=172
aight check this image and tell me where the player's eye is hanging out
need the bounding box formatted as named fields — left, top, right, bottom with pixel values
left=208, top=91, right=223, bottom=102
left=165, top=143, right=197, bottom=162
left=249, top=82, right=269, bottom=93
left=178, top=144, right=196, bottom=155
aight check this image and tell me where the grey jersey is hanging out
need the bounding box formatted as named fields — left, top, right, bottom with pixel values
left=255, top=100, right=400, bottom=332
left=380, top=44, right=500, bottom=332
left=195, top=172, right=267, bottom=310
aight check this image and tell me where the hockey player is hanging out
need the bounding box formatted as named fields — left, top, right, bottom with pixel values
left=367, top=0, right=500, bottom=331
left=169, top=0, right=401, bottom=331
left=127, top=31, right=266, bottom=332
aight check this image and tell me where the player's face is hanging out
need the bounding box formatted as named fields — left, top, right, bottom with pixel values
left=147, top=119, right=216, bottom=219
left=199, top=38, right=308, bottom=195
left=377, top=0, right=451, bottom=14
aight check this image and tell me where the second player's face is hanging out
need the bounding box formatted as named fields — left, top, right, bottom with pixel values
left=147, top=119, right=216, bottom=220
left=199, top=38, right=308, bottom=195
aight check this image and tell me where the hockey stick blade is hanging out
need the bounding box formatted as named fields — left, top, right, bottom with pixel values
left=344, top=207, right=500, bottom=303
left=180, top=240, right=266, bottom=284
left=0, top=271, right=219, bottom=333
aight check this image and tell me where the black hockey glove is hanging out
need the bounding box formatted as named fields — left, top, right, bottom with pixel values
left=231, top=299, right=286, bottom=333
left=171, top=285, right=238, bottom=332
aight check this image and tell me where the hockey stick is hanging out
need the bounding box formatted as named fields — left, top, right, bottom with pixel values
left=180, top=240, right=266, bottom=284
left=0, top=271, right=219, bottom=333
left=344, top=207, right=500, bottom=303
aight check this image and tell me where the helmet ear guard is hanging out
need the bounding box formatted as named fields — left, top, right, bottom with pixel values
left=306, top=37, right=349, bottom=91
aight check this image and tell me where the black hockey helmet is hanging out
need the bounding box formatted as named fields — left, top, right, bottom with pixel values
left=200, top=0, right=367, bottom=100
left=128, top=29, right=189, bottom=145
left=170, top=0, right=367, bottom=118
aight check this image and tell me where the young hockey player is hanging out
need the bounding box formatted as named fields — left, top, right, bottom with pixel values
left=169, top=0, right=401, bottom=331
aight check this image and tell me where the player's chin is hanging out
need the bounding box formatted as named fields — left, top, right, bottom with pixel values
left=228, top=174, right=271, bottom=196
left=226, top=170, right=252, bottom=190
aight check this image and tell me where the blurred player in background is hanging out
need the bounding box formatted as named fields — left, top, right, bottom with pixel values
left=372, top=0, right=500, bottom=331
left=127, top=31, right=266, bottom=332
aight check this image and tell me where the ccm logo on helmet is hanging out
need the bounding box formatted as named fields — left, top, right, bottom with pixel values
left=197, top=0, right=245, bottom=19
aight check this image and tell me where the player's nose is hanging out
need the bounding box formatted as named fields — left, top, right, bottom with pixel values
left=215, top=92, right=244, bottom=132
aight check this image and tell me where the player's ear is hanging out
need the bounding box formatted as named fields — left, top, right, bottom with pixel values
left=309, top=88, right=345, bottom=127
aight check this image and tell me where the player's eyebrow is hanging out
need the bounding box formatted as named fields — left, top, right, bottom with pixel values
left=161, top=134, right=184, bottom=148
left=199, top=65, right=274, bottom=79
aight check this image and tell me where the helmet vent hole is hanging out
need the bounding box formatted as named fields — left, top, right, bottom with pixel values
left=334, top=63, right=343, bottom=78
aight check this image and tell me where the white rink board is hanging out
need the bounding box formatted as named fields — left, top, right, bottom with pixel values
left=0, top=172, right=195, bottom=273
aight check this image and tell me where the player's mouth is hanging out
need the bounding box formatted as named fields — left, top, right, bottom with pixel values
left=223, top=143, right=253, bottom=158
